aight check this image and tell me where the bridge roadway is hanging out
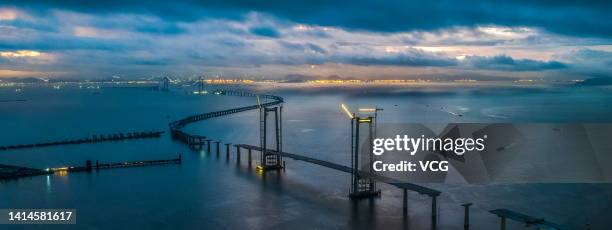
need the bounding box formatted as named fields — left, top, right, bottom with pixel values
left=169, top=90, right=283, bottom=145
left=169, top=91, right=283, bottom=130
left=235, top=144, right=441, bottom=197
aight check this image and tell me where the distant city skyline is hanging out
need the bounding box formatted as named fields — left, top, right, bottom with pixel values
left=0, top=1, right=610, bottom=80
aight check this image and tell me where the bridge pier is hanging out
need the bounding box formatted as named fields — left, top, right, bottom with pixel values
left=403, top=189, right=408, bottom=215
left=248, top=149, right=252, bottom=167
left=214, top=141, right=220, bottom=156
left=462, top=203, right=472, bottom=230
left=206, top=140, right=211, bottom=154
left=225, top=143, right=231, bottom=160
left=432, top=195, right=438, bottom=230
left=235, top=145, right=241, bottom=164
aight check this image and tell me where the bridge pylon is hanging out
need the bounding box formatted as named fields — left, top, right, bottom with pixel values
left=348, top=115, right=381, bottom=199
left=258, top=104, right=283, bottom=172
left=160, top=76, right=170, bottom=91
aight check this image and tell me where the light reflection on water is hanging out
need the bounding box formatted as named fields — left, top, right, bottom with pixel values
left=0, top=84, right=611, bottom=229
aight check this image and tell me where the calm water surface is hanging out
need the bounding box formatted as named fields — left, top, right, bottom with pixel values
left=1, top=84, right=611, bottom=229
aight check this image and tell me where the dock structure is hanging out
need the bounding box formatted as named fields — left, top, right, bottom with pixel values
left=0, top=164, right=52, bottom=180
left=0, top=131, right=164, bottom=151
left=490, top=209, right=562, bottom=230
left=1, top=155, right=181, bottom=180
left=69, top=155, right=181, bottom=172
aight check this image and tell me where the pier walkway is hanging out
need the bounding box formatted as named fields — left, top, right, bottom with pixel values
left=0, top=155, right=181, bottom=180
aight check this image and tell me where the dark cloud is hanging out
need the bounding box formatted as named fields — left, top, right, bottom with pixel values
left=279, top=41, right=327, bottom=54
left=0, top=36, right=149, bottom=51
left=306, top=43, right=326, bottom=54
left=571, top=49, right=612, bottom=64
left=0, top=19, right=58, bottom=33
left=464, top=55, right=566, bottom=71
left=3, top=0, right=611, bottom=38
left=1, top=1, right=609, bottom=79
left=346, top=54, right=458, bottom=67
left=248, top=26, right=280, bottom=38
left=557, top=49, right=612, bottom=78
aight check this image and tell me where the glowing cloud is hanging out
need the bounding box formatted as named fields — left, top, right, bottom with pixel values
left=0, top=8, right=18, bottom=20
left=73, top=26, right=126, bottom=39
left=0, top=50, right=41, bottom=57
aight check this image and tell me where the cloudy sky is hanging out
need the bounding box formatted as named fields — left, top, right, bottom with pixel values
left=0, top=1, right=611, bottom=80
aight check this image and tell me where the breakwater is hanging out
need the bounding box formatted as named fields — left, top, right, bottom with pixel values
left=0, top=131, right=164, bottom=151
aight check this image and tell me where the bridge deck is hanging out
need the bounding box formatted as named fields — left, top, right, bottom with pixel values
left=235, top=144, right=440, bottom=197
left=490, top=209, right=561, bottom=229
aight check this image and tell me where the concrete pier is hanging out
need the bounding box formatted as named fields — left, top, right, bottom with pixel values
left=206, top=140, right=211, bottom=154
left=235, top=145, right=241, bottom=163
left=214, top=141, right=220, bottom=156
left=225, top=143, right=231, bottom=160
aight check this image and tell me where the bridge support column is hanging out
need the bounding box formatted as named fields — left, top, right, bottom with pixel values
left=225, top=143, right=231, bottom=160
left=215, top=141, right=220, bottom=156
left=206, top=140, right=211, bottom=154
left=432, top=195, right=438, bottom=230
left=403, top=189, right=408, bottom=215
left=248, top=149, right=252, bottom=167
left=462, top=203, right=472, bottom=230
left=235, top=145, right=241, bottom=164
left=500, top=217, right=506, bottom=230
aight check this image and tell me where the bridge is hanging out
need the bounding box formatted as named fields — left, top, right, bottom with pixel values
left=235, top=144, right=441, bottom=226
left=168, top=90, right=282, bottom=145
left=169, top=89, right=443, bottom=228
left=168, top=88, right=564, bottom=230
left=0, top=87, right=563, bottom=229
left=490, top=209, right=562, bottom=230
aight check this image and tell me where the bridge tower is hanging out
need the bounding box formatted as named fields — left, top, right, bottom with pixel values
left=341, top=104, right=381, bottom=199
left=258, top=104, right=283, bottom=171
left=161, top=76, right=170, bottom=91
left=198, top=76, right=204, bottom=93
left=349, top=115, right=381, bottom=199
